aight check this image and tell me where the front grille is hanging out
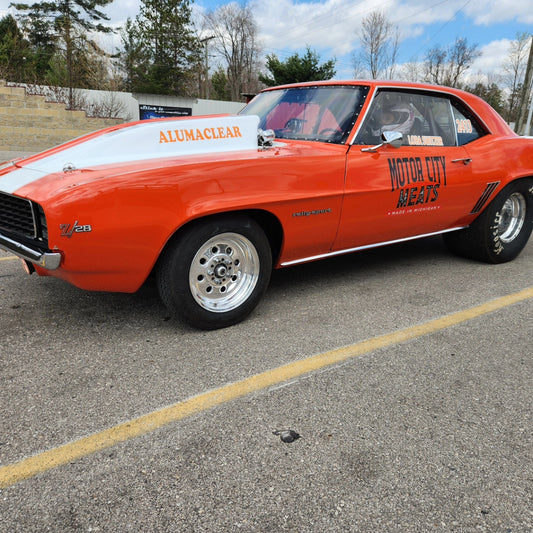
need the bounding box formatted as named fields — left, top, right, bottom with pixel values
left=0, top=191, right=45, bottom=242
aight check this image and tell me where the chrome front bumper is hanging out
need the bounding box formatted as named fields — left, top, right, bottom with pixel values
left=0, top=231, right=61, bottom=270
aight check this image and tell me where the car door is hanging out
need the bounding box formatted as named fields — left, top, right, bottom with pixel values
left=333, top=89, right=481, bottom=251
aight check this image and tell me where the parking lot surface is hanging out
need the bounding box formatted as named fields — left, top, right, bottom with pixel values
left=0, top=236, right=532, bottom=532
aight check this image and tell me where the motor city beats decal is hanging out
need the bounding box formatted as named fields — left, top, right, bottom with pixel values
left=387, top=155, right=447, bottom=211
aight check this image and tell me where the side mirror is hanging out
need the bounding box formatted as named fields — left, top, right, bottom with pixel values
left=258, top=128, right=275, bottom=147
left=361, top=131, right=403, bottom=153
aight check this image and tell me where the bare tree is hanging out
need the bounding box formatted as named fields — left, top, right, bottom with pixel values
left=351, top=53, right=366, bottom=80
left=398, top=60, right=423, bottom=82
left=355, top=11, right=400, bottom=79
left=425, top=46, right=447, bottom=84
left=84, top=92, right=131, bottom=120
left=502, top=32, right=531, bottom=125
left=23, top=82, right=88, bottom=110
left=515, top=34, right=533, bottom=134
left=203, top=4, right=262, bottom=101
left=20, top=82, right=129, bottom=119
left=424, top=38, right=480, bottom=87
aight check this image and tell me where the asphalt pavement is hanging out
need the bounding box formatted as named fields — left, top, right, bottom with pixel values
left=0, top=235, right=532, bottom=532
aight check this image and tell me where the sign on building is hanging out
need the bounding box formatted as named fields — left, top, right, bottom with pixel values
left=139, top=105, right=192, bottom=120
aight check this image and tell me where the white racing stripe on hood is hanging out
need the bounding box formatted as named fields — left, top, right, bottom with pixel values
left=0, top=166, right=50, bottom=195
left=0, top=115, right=260, bottom=195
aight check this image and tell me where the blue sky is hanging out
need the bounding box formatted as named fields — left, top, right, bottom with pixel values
left=1, top=0, right=531, bottom=81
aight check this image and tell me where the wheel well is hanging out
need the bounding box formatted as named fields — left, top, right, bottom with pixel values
left=498, top=176, right=533, bottom=203
left=523, top=175, right=533, bottom=191
left=158, top=209, right=284, bottom=267
left=246, top=209, right=284, bottom=262
left=507, top=176, right=533, bottom=190
left=471, top=176, right=533, bottom=221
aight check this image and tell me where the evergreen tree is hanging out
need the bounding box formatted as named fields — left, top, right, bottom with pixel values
left=121, top=0, right=201, bottom=95
left=119, top=18, right=150, bottom=93
left=210, top=66, right=230, bottom=101
left=466, top=81, right=505, bottom=114
left=0, top=15, right=33, bottom=81
left=11, top=0, right=114, bottom=105
left=259, top=47, right=336, bottom=87
left=21, top=12, right=57, bottom=82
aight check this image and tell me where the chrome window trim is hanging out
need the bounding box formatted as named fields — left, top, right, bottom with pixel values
left=447, top=98, right=459, bottom=147
left=350, top=84, right=491, bottom=146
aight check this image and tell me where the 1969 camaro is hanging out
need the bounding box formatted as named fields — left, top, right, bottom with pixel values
left=1, top=80, right=532, bottom=329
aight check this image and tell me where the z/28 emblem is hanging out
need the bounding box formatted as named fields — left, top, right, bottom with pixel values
left=60, top=221, right=92, bottom=238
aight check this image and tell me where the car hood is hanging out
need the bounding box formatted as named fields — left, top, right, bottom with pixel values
left=0, top=114, right=260, bottom=196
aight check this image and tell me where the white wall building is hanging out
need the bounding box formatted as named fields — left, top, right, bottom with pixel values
left=7, top=82, right=247, bottom=122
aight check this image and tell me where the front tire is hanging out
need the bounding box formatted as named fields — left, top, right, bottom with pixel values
left=444, top=179, right=533, bottom=263
left=157, top=215, right=272, bottom=329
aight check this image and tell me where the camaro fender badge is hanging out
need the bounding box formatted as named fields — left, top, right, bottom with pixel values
left=60, top=221, right=93, bottom=238
left=292, top=208, right=332, bottom=217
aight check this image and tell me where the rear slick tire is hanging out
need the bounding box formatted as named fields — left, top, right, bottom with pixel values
left=157, top=215, right=272, bottom=330
left=443, top=179, right=533, bottom=264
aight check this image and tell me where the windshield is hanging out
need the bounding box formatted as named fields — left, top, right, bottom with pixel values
left=240, top=85, right=369, bottom=144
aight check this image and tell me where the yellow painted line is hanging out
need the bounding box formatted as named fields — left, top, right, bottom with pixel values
left=0, top=255, right=17, bottom=262
left=1, top=287, right=532, bottom=489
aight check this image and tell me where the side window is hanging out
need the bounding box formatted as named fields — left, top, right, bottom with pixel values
left=355, top=90, right=459, bottom=147
left=451, top=101, right=485, bottom=145
left=355, top=91, right=414, bottom=145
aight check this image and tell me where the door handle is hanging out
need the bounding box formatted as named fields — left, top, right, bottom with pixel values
left=452, top=158, right=472, bottom=165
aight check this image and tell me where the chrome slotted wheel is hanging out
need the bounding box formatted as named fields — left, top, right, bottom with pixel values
left=189, top=232, right=260, bottom=313
left=157, top=215, right=272, bottom=329
left=498, top=192, right=526, bottom=243
left=443, top=180, right=532, bottom=264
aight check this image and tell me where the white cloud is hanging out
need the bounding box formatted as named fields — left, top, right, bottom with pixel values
left=248, top=0, right=530, bottom=67
left=464, top=0, right=533, bottom=25
left=250, top=0, right=373, bottom=57
left=1, top=0, right=530, bottom=81
left=2, top=0, right=532, bottom=30
left=471, top=39, right=513, bottom=75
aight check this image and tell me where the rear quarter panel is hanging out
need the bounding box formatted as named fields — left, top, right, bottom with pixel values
left=462, top=134, right=533, bottom=224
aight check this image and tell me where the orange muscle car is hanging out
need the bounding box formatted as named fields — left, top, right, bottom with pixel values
left=1, top=81, right=532, bottom=328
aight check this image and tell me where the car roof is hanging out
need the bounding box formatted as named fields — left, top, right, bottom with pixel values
left=264, top=79, right=466, bottom=97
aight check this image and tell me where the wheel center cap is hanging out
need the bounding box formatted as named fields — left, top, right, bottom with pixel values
left=214, top=264, right=228, bottom=278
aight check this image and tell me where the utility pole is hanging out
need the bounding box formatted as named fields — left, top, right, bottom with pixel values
left=525, top=95, right=533, bottom=136
left=515, top=34, right=533, bottom=135
left=200, top=36, right=215, bottom=99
